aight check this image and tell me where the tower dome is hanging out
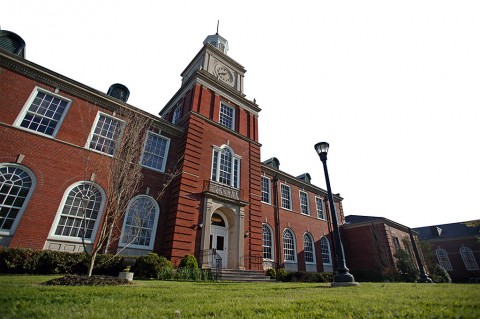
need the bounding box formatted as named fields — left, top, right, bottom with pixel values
left=203, top=32, right=229, bottom=55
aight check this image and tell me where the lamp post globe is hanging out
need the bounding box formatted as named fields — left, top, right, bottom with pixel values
left=314, top=142, right=358, bottom=287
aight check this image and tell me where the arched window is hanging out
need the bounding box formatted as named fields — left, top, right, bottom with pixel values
left=262, top=224, right=274, bottom=261
left=51, top=182, right=105, bottom=241
left=303, top=233, right=316, bottom=264
left=460, top=247, right=479, bottom=271
left=0, top=164, right=35, bottom=235
left=211, top=145, right=241, bottom=188
left=120, top=195, right=159, bottom=250
left=283, top=228, right=296, bottom=262
left=320, top=237, right=332, bottom=266
left=436, top=248, right=453, bottom=271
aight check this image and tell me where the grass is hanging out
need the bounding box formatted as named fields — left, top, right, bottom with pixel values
left=1, top=276, right=479, bottom=318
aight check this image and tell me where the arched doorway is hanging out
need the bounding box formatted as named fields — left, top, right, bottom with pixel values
left=209, top=212, right=228, bottom=268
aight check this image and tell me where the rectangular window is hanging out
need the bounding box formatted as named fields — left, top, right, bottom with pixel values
left=315, top=197, right=325, bottom=219
left=172, top=106, right=182, bottom=124
left=393, top=237, right=401, bottom=251
left=141, top=131, right=171, bottom=172
left=299, top=191, right=310, bottom=215
left=15, top=87, right=71, bottom=137
left=87, top=112, right=124, bottom=155
left=219, top=103, right=235, bottom=130
left=280, top=184, right=292, bottom=210
left=261, top=177, right=271, bottom=204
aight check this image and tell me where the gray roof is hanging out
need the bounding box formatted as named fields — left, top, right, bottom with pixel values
left=414, top=221, right=479, bottom=240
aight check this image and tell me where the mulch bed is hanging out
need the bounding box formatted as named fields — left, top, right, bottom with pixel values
left=41, top=275, right=129, bottom=286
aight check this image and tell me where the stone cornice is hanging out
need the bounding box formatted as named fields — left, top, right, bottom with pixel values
left=342, top=217, right=414, bottom=233
left=0, top=49, right=184, bottom=137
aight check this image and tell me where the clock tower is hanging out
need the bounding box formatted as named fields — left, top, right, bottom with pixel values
left=159, top=32, right=263, bottom=270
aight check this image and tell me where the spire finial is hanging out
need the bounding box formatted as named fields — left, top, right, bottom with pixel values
left=216, top=20, right=219, bottom=35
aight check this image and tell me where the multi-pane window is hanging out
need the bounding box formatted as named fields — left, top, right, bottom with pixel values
left=436, top=248, right=453, bottom=271
left=16, top=88, right=71, bottom=137
left=141, top=131, right=170, bottom=172
left=261, top=177, right=271, bottom=204
left=315, top=197, right=325, bottom=219
left=280, top=184, right=291, bottom=210
left=172, top=106, right=182, bottom=124
left=283, top=229, right=296, bottom=262
left=460, top=247, right=479, bottom=270
left=304, top=233, right=315, bottom=264
left=211, top=146, right=241, bottom=188
left=299, top=191, right=310, bottom=215
left=88, top=113, right=124, bottom=155
left=219, top=103, right=235, bottom=130
left=262, top=224, right=273, bottom=260
left=393, top=237, right=401, bottom=251
left=0, top=164, right=35, bottom=235
left=53, top=182, right=104, bottom=240
left=320, top=237, right=332, bottom=265
left=120, top=196, right=159, bottom=249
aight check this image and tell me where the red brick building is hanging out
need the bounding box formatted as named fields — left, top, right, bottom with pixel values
left=0, top=30, right=343, bottom=272
left=415, top=222, right=480, bottom=283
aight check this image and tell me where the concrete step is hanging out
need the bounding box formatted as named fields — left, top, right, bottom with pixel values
left=218, top=269, right=276, bottom=282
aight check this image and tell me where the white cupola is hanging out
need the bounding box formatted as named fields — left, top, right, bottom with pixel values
left=203, top=32, right=229, bottom=55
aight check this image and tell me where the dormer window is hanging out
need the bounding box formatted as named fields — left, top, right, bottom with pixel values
left=219, top=103, right=235, bottom=130
left=172, top=106, right=182, bottom=125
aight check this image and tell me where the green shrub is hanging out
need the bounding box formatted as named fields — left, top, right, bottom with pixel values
left=431, top=264, right=452, bottom=283
left=282, top=271, right=333, bottom=283
left=178, top=254, right=198, bottom=269
left=174, top=267, right=212, bottom=281
left=276, top=268, right=288, bottom=281
left=134, top=253, right=172, bottom=279
left=0, top=248, right=41, bottom=274
left=265, top=268, right=276, bottom=279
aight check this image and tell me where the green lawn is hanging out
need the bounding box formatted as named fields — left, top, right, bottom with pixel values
left=1, top=276, right=479, bottom=319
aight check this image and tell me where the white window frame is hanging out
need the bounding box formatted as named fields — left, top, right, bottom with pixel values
left=436, top=248, right=453, bottom=271
left=211, top=145, right=241, bottom=188
left=172, top=105, right=182, bottom=125
left=140, top=131, right=171, bottom=172
left=283, top=228, right=297, bottom=263
left=119, top=195, right=160, bottom=250
left=280, top=183, right=292, bottom=210
left=303, top=232, right=316, bottom=264
left=262, top=223, right=274, bottom=261
left=14, top=86, right=72, bottom=138
left=315, top=196, right=325, bottom=220
left=460, top=247, right=479, bottom=271
left=299, top=191, right=310, bottom=215
left=48, top=181, right=106, bottom=244
left=86, top=112, right=125, bottom=156
left=320, top=236, right=332, bottom=266
left=0, top=163, right=36, bottom=236
left=219, top=102, right=235, bottom=130
left=261, top=176, right=271, bottom=204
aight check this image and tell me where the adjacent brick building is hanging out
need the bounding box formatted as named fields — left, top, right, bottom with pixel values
left=0, top=30, right=343, bottom=272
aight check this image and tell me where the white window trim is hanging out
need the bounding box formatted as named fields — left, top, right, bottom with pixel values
left=283, top=228, right=297, bottom=263
left=14, top=86, right=72, bottom=138
left=299, top=190, right=310, bottom=216
left=280, top=183, right=292, bottom=211
left=0, top=163, right=36, bottom=236
left=172, top=106, right=182, bottom=125
left=118, top=195, right=160, bottom=250
left=321, top=236, right=333, bottom=266
left=140, top=131, right=171, bottom=173
left=261, top=176, right=271, bottom=204
left=211, top=144, right=241, bottom=188
left=85, top=111, right=125, bottom=156
left=262, top=223, right=274, bottom=261
left=460, top=246, right=479, bottom=271
left=436, top=248, right=453, bottom=271
left=219, top=102, right=235, bottom=130
left=315, top=196, right=325, bottom=220
left=303, top=232, right=316, bottom=265
left=47, top=181, right=106, bottom=244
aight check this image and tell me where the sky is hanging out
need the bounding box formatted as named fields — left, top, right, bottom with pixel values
left=2, top=1, right=479, bottom=227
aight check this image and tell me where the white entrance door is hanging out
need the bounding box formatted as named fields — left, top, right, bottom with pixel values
left=210, top=225, right=228, bottom=268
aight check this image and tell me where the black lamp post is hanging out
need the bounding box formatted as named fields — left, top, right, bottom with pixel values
left=315, top=142, right=358, bottom=287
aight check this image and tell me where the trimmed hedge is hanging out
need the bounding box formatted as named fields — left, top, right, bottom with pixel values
left=0, top=248, right=122, bottom=276
left=282, top=271, right=333, bottom=283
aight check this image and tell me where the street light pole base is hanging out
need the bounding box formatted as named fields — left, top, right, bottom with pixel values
left=331, top=281, right=360, bottom=287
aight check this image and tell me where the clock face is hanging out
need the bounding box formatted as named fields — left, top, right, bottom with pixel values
left=214, top=64, right=234, bottom=84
